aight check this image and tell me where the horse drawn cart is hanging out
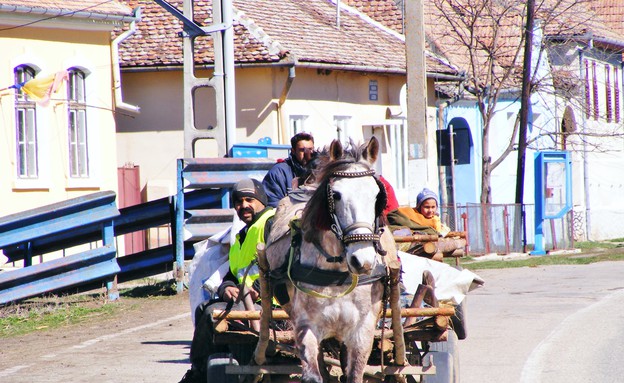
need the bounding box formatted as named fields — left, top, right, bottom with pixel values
left=191, top=138, right=479, bottom=383
left=202, top=242, right=461, bottom=383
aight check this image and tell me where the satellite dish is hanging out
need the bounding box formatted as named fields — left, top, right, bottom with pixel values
left=399, top=83, right=407, bottom=116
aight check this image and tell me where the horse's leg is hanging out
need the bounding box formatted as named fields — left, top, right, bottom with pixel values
left=296, top=322, right=324, bottom=383
left=342, top=322, right=377, bottom=383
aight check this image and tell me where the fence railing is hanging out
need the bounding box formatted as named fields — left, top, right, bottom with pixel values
left=441, top=203, right=574, bottom=256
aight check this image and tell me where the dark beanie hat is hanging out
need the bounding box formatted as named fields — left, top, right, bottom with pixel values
left=231, top=178, right=268, bottom=207
left=416, top=188, right=439, bottom=210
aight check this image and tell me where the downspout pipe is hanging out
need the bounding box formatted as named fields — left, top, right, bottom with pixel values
left=278, top=65, right=296, bottom=144
left=112, top=7, right=141, bottom=114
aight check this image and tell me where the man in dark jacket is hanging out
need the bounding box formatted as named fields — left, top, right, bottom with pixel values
left=262, top=132, right=315, bottom=207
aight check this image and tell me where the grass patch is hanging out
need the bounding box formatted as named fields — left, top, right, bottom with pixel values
left=0, top=295, right=116, bottom=337
left=459, top=246, right=624, bottom=271
left=0, top=279, right=176, bottom=338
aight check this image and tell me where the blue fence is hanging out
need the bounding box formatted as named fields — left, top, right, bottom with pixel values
left=0, top=191, right=120, bottom=304
left=174, top=157, right=276, bottom=292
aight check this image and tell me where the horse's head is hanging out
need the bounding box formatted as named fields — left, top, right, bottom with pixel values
left=302, top=137, right=387, bottom=275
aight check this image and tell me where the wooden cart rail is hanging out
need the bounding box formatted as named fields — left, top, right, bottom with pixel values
left=393, top=231, right=468, bottom=263
left=212, top=306, right=455, bottom=321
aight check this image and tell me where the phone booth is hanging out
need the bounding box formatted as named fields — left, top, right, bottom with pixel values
left=532, top=151, right=572, bottom=255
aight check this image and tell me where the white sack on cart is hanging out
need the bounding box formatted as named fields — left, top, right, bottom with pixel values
left=398, top=250, right=484, bottom=305
left=188, top=219, right=245, bottom=325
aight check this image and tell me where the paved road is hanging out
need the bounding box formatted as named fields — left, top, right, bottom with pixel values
left=1, top=261, right=623, bottom=382
left=459, top=261, right=624, bottom=383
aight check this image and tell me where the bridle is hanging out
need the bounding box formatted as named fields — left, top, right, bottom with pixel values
left=284, top=168, right=389, bottom=299
left=326, top=169, right=387, bottom=260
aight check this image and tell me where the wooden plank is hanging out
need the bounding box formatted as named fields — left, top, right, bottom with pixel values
left=210, top=306, right=455, bottom=321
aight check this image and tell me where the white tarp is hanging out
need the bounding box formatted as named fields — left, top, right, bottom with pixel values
left=398, top=250, right=484, bottom=305
left=187, top=219, right=245, bottom=325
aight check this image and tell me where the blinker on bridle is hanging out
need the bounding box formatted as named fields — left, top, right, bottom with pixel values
left=326, top=169, right=387, bottom=257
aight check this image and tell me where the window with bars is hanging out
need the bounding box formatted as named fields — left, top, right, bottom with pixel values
left=14, top=65, right=38, bottom=179
left=67, top=68, right=89, bottom=178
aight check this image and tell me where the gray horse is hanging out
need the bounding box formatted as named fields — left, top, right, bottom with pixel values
left=264, top=137, right=398, bottom=383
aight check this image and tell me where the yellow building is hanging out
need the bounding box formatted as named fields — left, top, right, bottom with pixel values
left=0, top=1, right=138, bottom=217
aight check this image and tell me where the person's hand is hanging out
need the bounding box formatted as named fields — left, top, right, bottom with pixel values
left=222, top=286, right=239, bottom=302
left=248, top=287, right=260, bottom=302
left=222, top=285, right=260, bottom=302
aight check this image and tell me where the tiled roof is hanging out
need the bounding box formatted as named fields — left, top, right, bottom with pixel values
left=0, top=0, right=133, bottom=17
left=591, top=0, right=624, bottom=37
left=345, top=0, right=404, bottom=33
left=542, top=0, right=624, bottom=46
left=117, top=0, right=461, bottom=77
left=423, top=0, right=624, bottom=90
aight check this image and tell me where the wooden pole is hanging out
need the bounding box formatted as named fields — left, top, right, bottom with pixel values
left=388, top=260, right=406, bottom=365
left=212, top=306, right=455, bottom=321
left=253, top=243, right=271, bottom=365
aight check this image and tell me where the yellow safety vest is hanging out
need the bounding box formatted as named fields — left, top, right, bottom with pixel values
left=229, top=208, right=275, bottom=287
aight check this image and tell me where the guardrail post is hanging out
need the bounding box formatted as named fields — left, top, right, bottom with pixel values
left=175, top=159, right=185, bottom=293
left=103, top=221, right=119, bottom=301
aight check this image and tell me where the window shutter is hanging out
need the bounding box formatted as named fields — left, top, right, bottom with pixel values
left=606, top=64, right=612, bottom=123
left=592, top=61, right=599, bottom=120
left=584, top=60, right=591, bottom=119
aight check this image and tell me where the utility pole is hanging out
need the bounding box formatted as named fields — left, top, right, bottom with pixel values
left=515, top=0, right=535, bottom=251
left=405, top=0, right=430, bottom=201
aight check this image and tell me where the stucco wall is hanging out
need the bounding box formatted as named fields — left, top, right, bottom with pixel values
left=116, top=66, right=408, bottom=201
left=0, top=26, right=120, bottom=217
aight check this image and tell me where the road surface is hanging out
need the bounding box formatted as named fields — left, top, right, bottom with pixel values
left=1, top=261, right=623, bottom=382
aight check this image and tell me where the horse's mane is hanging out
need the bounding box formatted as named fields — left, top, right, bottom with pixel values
left=301, top=141, right=372, bottom=244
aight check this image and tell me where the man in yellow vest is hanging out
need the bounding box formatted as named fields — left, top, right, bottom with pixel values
left=180, top=178, right=275, bottom=383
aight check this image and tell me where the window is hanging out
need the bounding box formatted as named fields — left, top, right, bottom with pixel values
left=67, top=68, right=89, bottom=178
left=14, top=65, right=38, bottom=178
left=289, top=115, right=308, bottom=136
left=389, top=122, right=408, bottom=189
left=369, top=80, right=378, bottom=101
left=334, top=116, right=352, bottom=143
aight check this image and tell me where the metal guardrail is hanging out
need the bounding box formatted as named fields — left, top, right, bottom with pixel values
left=174, top=157, right=276, bottom=292
left=0, top=191, right=120, bottom=304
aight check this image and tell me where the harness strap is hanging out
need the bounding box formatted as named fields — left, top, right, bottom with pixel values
left=287, top=243, right=359, bottom=299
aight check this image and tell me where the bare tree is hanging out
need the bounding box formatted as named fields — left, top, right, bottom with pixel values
left=426, top=0, right=622, bottom=203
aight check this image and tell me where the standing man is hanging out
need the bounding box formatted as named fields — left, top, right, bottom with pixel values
left=179, top=178, right=275, bottom=383
left=262, top=132, right=315, bottom=207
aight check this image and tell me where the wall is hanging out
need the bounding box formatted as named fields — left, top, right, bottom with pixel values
left=0, top=26, right=120, bottom=217
left=116, top=66, right=407, bottom=201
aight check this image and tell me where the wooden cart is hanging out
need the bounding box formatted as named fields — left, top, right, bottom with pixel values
left=202, top=245, right=460, bottom=383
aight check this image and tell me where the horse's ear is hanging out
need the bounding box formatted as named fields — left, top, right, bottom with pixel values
left=363, top=136, right=380, bottom=165
left=329, top=140, right=344, bottom=161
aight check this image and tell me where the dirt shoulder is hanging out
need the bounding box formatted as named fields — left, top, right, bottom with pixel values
left=0, top=289, right=194, bottom=383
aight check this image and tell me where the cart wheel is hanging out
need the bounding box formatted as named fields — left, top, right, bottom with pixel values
left=450, top=266, right=468, bottom=340
left=422, top=329, right=459, bottom=383
left=451, top=299, right=467, bottom=340
left=229, top=342, right=255, bottom=365
left=207, top=352, right=239, bottom=383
